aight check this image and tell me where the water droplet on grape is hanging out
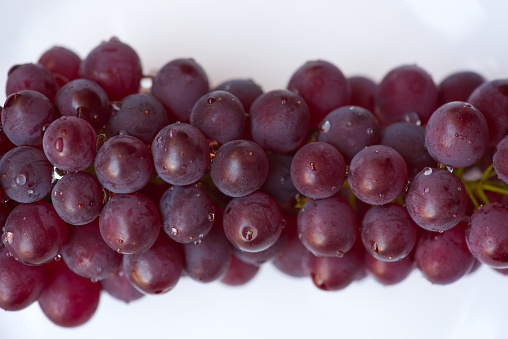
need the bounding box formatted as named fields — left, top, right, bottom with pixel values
left=349, top=106, right=355, bottom=111
left=336, top=251, right=344, bottom=258
left=78, top=203, right=84, bottom=208
left=366, top=127, right=373, bottom=134
left=242, top=227, right=256, bottom=241
left=27, top=189, right=34, bottom=196
left=157, top=136, right=163, bottom=143
left=424, top=187, right=429, bottom=193
left=54, top=138, right=64, bottom=152
left=5, top=251, right=12, bottom=257
left=403, top=112, right=421, bottom=125
left=423, top=167, right=432, bottom=175
left=54, top=254, right=62, bottom=261
left=346, top=121, right=352, bottom=127
left=310, top=162, right=316, bottom=171
left=320, top=120, right=331, bottom=133
left=169, top=128, right=178, bottom=137
left=96, top=267, right=102, bottom=273
left=446, top=165, right=453, bottom=172
left=91, top=278, right=99, bottom=283
left=371, top=241, right=378, bottom=253
left=457, top=187, right=462, bottom=191
left=15, top=174, right=26, bottom=186
left=42, top=124, right=50, bottom=132
left=2, top=231, right=13, bottom=245
left=207, top=213, right=215, bottom=222
left=170, top=227, right=178, bottom=236
left=207, top=97, right=216, bottom=104
left=116, top=248, right=122, bottom=253
left=193, top=239, right=202, bottom=245
left=281, top=99, right=287, bottom=105
left=119, top=239, right=124, bottom=243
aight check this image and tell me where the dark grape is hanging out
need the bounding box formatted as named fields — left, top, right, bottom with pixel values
left=380, top=122, right=435, bottom=177
left=94, top=135, right=153, bottom=193
left=52, top=172, right=103, bottom=225
left=6, top=63, right=59, bottom=102
left=210, top=139, right=268, bottom=197
left=233, top=228, right=288, bottom=265
left=493, top=136, right=508, bottom=184
left=249, top=89, right=310, bottom=153
left=438, top=71, right=485, bottom=105
left=99, top=193, right=161, bottom=255
left=215, top=78, right=264, bottom=112
left=425, top=101, right=488, bottom=168
left=0, top=247, right=48, bottom=311
left=317, top=105, right=381, bottom=163
left=290, top=142, right=346, bottom=199
left=364, top=252, right=414, bottom=285
left=182, top=224, right=232, bottom=283
left=79, top=37, right=142, bottom=101
left=348, top=145, right=407, bottom=205
left=43, top=116, right=97, bottom=171
left=1, top=201, right=68, bottom=265
left=260, top=153, right=298, bottom=208
left=0, top=146, right=53, bottom=203
left=298, top=195, right=357, bottom=257
left=220, top=254, right=260, bottom=286
left=375, top=64, right=438, bottom=125
left=151, top=58, right=209, bottom=122
left=38, top=46, right=81, bottom=82
left=62, top=219, right=123, bottom=280
left=405, top=168, right=467, bottom=232
left=123, top=232, right=183, bottom=294
left=466, top=203, right=508, bottom=268
left=100, top=266, right=144, bottom=303
left=55, top=78, right=111, bottom=130
left=159, top=184, right=215, bottom=244
left=287, top=60, right=349, bottom=129
left=348, top=76, right=376, bottom=112
left=223, top=191, right=285, bottom=252
left=152, top=123, right=210, bottom=186
left=2, top=90, right=58, bottom=146
left=190, top=90, right=247, bottom=144
left=416, top=222, right=474, bottom=284
left=38, top=261, right=101, bottom=327
left=361, top=203, right=417, bottom=262
left=108, top=93, right=170, bottom=146
left=467, top=79, right=508, bottom=147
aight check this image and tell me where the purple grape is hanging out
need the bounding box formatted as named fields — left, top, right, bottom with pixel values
left=38, top=261, right=101, bottom=327
left=2, top=90, right=58, bottom=146
left=317, top=105, right=381, bottom=163
left=425, top=102, right=488, bottom=168
left=52, top=172, right=103, bottom=225
left=99, top=193, right=161, bottom=254
left=108, top=93, right=170, bottom=146
left=290, top=142, right=346, bottom=199
left=151, top=58, right=209, bottom=122
left=6, top=63, right=59, bottom=102
left=380, top=122, right=435, bottom=177
left=288, top=60, right=349, bottom=129
left=152, top=123, right=210, bottom=186
left=233, top=228, right=288, bottom=265
left=249, top=89, right=310, bottom=153
left=94, top=135, right=153, bottom=193
left=467, top=79, right=508, bottom=147
left=159, top=184, right=215, bottom=244
left=55, top=78, right=111, bottom=131
left=220, top=254, right=260, bottom=286
left=260, top=153, right=298, bottom=208
left=79, top=37, right=142, bottom=101
left=405, top=168, right=467, bottom=232
left=364, top=252, right=414, bottom=285
left=223, top=191, right=285, bottom=252
left=361, top=203, right=417, bottom=262
left=2, top=201, right=68, bottom=265
left=123, top=232, right=183, bottom=294
left=43, top=116, right=97, bottom=171
left=348, top=76, right=376, bottom=112
left=211, top=139, right=268, bottom=197
left=38, top=46, right=82, bottom=82
left=0, top=247, right=48, bottom=311
left=190, top=90, right=247, bottom=144
left=493, top=136, right=508, bottom=184
left=215, top=78, right=264, bottom=112
left=100, top=266, right=144, bottom=303
left=298, top=195, right=357, bottom=257
left=375, top=64, right=438, bottom=126
left=438, top=71, right=485, bottom=105
left=0, top=146, right=53, bottom=203
left=466, top=203, right=508, bottom=268
left=62, top=219, right=122, bottom=280
left=348, top=145, right=408, bottom=205
left=182, top=224, right=232, bottom=282
left=416, top=221, right=474, bottom=284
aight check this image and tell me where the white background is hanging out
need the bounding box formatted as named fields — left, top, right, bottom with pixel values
left=1, top=1, right=508, bottom=338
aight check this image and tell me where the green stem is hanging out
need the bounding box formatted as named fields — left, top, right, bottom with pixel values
left=480, top=164, right=494, bottom=183
left=482, top=182, right=508, bottom=195
left=464, top=182, right=479, bottom=210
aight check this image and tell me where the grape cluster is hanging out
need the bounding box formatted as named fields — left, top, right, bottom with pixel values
left=1, top=37, right=508, bottom=328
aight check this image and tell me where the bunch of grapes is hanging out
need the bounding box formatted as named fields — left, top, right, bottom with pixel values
left=1, top=37, right=508, bottom=328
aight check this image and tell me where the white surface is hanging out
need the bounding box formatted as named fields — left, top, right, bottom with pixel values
left=1, top=1, right=508, bottom=338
